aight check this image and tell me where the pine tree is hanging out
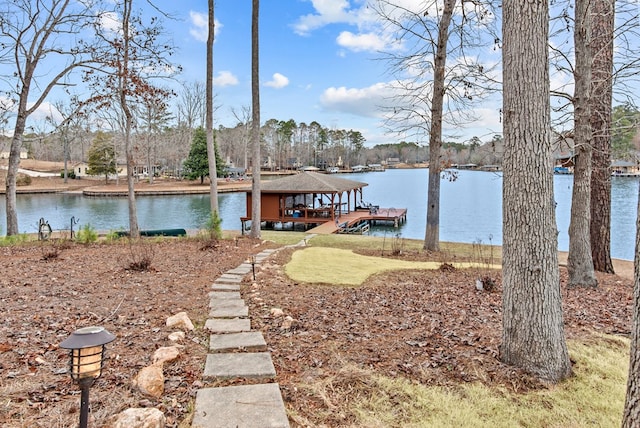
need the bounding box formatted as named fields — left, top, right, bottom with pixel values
left=87, top=132, right=117, bottom=184
left=183, top=127, right=224, bottom=183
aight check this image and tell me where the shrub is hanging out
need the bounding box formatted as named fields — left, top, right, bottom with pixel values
left=123, top=239, right=155, bottom=271
left=75, top=224, right=98, bottom=243
left=16, top=174, right=32, bottom=186
left=60, top=170, right=76, bottom=179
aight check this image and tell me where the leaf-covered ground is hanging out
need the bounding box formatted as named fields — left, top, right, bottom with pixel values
left=0, top=238, right=634, bottom=427
left=247, top=247, right=634, bottom=427
left=0, top=237, right=269, bottom=428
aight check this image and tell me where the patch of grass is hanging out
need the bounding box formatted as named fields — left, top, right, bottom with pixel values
left=295, top=336, right=628, bottom=427
left=285, top=247, right=500, bottom=286
left=260, top=231, right=309, bottom=246
left=0, top=233, right=30, bottom=246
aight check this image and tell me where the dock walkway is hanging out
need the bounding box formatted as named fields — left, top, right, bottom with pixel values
left=307, top=207, right=407, bottom=234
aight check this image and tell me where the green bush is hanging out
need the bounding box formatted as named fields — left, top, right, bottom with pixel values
left=60, top=170, right=76, bottom=179
left=204, top=211, right=223, bottom=240
left=75, top=224, right=98, bottom=243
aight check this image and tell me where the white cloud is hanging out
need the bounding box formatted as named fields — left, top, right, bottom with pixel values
left=265, top=73, right=290, bottom=89
left=189, top=11, right=221, bottom=43
left=320, top=82, right=396, bottom=118
left=293, top=0, right=367, bottom=35
left=336, top=31, right=386, bottom=52
left=98, top=11, right=121, bottom=35
left=214, top=71, right=239, bottom=87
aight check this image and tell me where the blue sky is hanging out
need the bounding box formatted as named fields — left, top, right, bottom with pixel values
left=1, top=0, right=507, bottom=147
left=154, top=0, right=504, bottom=146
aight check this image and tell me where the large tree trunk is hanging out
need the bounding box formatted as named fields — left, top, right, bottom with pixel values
left=423, top=0, right=456, bottom=252
left=567, top=0, right=597, bottom=287
left=590, top=0, right=615, bottom=274
left=206, top=0, right=219, bottom=214
left=622, top=183, right=640, bottom=426
left=500, top=0, right=572, bottom=382
left=249, top=0, right=261, bottom=239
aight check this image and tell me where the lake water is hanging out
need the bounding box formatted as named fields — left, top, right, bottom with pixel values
left=1, top=168, right=637, bottom=260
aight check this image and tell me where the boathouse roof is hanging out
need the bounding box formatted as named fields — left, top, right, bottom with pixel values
left=257, top=171, right=368, bottom=194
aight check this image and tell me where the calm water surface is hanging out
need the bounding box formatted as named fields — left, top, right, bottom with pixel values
left=1, top=169, right=637, bottom=260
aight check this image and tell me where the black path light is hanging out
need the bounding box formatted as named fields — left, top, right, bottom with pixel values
left=60, top=326, right=115, bottom=428
left=249, top=255, right=256, bottom=280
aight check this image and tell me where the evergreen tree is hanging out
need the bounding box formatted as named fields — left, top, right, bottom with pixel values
left=87, top=132, right=117, bottom=184
left=183, top=127, right=224, bottom=183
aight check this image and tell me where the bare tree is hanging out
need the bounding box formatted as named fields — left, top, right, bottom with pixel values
left=501, top=0, right=572, bottom=382
left=176, top=81, right=206, bottom=130
left=373, top=0, right=499, bottom=251
left=566, top=0, right=597, bottom=287
left=206, top=0, right=219, bottom=213
left=0, top=0, right=99, bottom=235
left=87, top=0, right=177, bottom=238
left=249, top=0, right=261, bottom=239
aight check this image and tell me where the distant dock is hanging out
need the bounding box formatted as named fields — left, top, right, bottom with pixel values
left=308, top=207, right=407, bottom=235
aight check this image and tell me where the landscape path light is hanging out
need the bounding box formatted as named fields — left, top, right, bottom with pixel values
left=249, top=255, right=256, bottom=280
left=60, top=326, right=115, bottom=428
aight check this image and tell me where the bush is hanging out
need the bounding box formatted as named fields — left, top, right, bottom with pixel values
left=123, top=239, right=155, bottom=271
left=16, top=174, right=32, bottom=186
left=60, top=170, right=76, bottom=179
left=199, top=211, right=223, bottom=250
left=75, top=224, right=98, bottom=243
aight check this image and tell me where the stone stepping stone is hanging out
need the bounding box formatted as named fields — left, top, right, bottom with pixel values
left=205, top=318, right=250, bottom=333
left=219, top=273, right=243, bottom=280
left=207, top=291, right=241, bottom=300
left=193, top=383, right=289, bottom=428
left=209, top=331, right=267, bottom=353
left=209, top=305, right=248, bottom=318
left=215, top=275, right=243, bottom=284
left=209, top=298, right=246, bottom=310
left=203, top=352, right=275, bottom=379
left=226, top=266, right=252, bottom=275
left=211, top=282, right=240, bottom=291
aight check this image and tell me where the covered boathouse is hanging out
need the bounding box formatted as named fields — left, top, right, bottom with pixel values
left=240, top=171, right=407, bottom=234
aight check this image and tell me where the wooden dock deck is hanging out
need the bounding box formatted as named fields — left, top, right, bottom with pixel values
left=307, top=207, right=407, bottom=235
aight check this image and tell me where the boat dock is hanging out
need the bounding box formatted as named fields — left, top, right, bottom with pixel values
left=307, top=207, right=407, bottom=235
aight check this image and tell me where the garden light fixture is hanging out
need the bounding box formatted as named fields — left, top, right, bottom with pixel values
left=60, top=326, right=115, bottom=428
left=249, top=255, right=256, bottom=280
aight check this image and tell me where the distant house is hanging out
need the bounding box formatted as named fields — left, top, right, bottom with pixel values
left=73, top=162, right=90, bottom=177
left=611, top=160, right=639, bottom=177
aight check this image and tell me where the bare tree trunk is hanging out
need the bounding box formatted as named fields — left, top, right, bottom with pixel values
left=590, top=0, right=615, bottom=274
left=206, top=0, right=219, bottom=214
left=121, top=0, right=139, bottom=239
left=622, top=182, right=640, bottom=426
left=567, top=0, right=597, bottom=287
left=249, top=0, right=261, bottom=239
left=500, top=0, right=572, bottom=382
left=423, top=0, right=456, bottom=252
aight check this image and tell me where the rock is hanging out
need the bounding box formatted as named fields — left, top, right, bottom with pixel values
left=152, top=346, right=181, bottom=365
left=166, top=312, right=194, bottom=331
left=134, top=364, right=164, bottom=398
left=107, top=407, right=166, bottom=428
left=270, top=308, right=284, bottom=317
left=167, top=331, right=185, bottom=342
left=281, top=315, right=298, bottom=330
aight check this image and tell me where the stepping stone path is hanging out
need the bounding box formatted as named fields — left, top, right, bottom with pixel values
left=192, top=248, right=290, bottom=428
